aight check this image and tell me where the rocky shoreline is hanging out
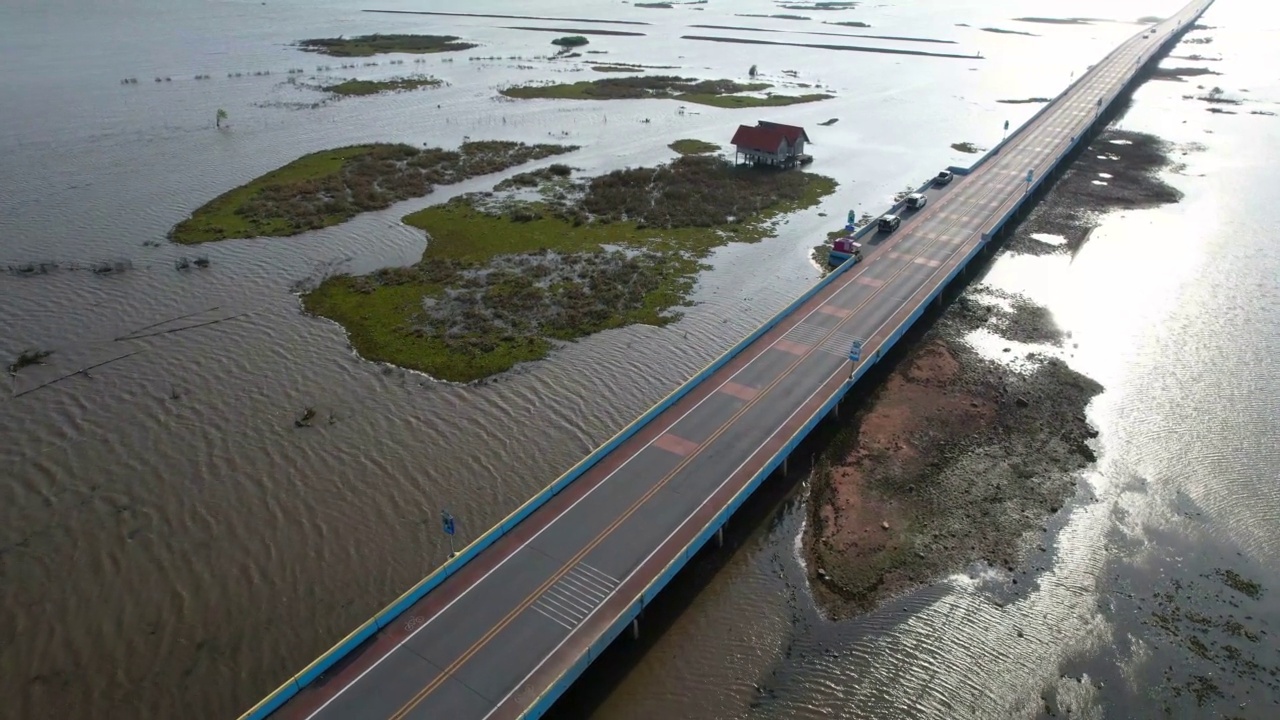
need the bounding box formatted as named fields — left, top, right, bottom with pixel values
left=1006, top=128, right=1184, bottom=256
left=804, top=126, right=1185, bottom=616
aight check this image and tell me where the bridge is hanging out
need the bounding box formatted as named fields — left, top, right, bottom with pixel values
left=241, top=4, right=1212, bottom=718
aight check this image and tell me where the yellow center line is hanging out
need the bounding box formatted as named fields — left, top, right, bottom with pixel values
left=384, top=145, right=1038, bottom=719
left=386, top=63, right=1108, bottom=716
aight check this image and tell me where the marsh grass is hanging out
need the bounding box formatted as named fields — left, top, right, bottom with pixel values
left=323, top=75, right=442, bottom=97
left=170, top=141, right=578, bottom=244
left=9, top=349, right=53, bottom=374
left=500, top=75, right=831, bottom=108
left=735, top=13, right=811, bottom=20
left=304, top=155, right=837, bottom=381
left=298, top=34, right=478, bottom=57
left=669, top=139, right=719, bottom=155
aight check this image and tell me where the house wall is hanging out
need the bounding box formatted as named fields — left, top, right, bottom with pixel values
left=738, top=148, right=783, bottom=164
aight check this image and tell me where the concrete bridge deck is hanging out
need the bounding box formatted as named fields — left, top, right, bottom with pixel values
left=242, top=4, right=1212, bottom=719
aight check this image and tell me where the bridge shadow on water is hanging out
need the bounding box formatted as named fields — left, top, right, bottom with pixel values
left=542, top=67, right=1156, bottom=719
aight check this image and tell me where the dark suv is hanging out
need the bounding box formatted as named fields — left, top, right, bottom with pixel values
left=877, top=215, right=901, bottom=232
left=934, top=170, right=954, bottom=186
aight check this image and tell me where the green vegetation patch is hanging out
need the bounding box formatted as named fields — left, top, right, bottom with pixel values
left=780, top=2, right=859, bottom=9
left=591, top=65, right=646, bottom=73
left=735, top=13, right=811, bottom=20
left=170, top=141, right=578, bottom=244
left=552, top=35, right=591, bottom=47
left=501, top=75, right=831, bottom=108
left=1213, top=569, right=1263, bottom=600
left=323, top=75, right=441, bottom=97
left=304, top=154, right=837, bottom=381
left=669, top=139, right=719, bottom=155
left=982, top=27, right=1039, bottom=36
left=1013, top=16, right=1095, bottom=24
left=8, top=349, right=53, bottom=374
left=824, top=20, right=871, bottom=27
left=951, top=141, right=982, bottom=153
left=298, top=34, right=478, bottom=57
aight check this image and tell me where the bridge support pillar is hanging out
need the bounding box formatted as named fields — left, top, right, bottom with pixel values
left=782, top=456, right=788, bottom=476
left=630, top=618, right=640, bottom=640
left=716, top=526, right=724, bottom=547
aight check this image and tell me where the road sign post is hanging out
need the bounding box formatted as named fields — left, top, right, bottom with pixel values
left=848, top=339, right=863, bottom=376
left=1002, top=119, right=1009, bottom=140
left=1025, top=168, right=1034, bottom=193
left=441, top=510, right=457, bottom=558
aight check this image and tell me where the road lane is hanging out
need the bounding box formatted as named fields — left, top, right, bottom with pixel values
left=385, top=89, right=1085, bottom=717
left=258, top=7, right=1210, bottom=720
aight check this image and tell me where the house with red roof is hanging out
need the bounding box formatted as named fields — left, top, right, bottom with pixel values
left=730, top=121, right=812, bottom=168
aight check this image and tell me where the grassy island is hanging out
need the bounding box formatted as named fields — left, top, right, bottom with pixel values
left=303, top=155, right=837, bottom=382
left=669, top=139, right=719, bottom=155
left=500, top=75, right=833, bottom=108
left=298, top=34, right=478, bottom=57
left=551, top=35, right=591, bottom=47
left=323, top=75, right=441, bottom=97
left=170, top=141, right=578, bottom=244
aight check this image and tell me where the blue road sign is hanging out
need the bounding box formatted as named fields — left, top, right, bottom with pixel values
left=1026, top=169, right=1034, bottom=183
left=1003, top=120, right=1009, bottom=131
left=849, top=338, right=863, bottom=363
left=442, top=511, right=456, bottom=536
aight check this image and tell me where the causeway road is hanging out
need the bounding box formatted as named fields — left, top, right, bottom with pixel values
left=267, top=5, right=1208, bottom=719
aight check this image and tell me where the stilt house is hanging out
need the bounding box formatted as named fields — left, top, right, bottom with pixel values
left=730, top=121, right=812, bottom=168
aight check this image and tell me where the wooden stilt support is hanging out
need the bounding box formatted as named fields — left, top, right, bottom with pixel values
left=782, top=456, right=788, bottom=475
left=716, top=526, right=724, bottom=548
left=630, top=618, right=640, bottom=640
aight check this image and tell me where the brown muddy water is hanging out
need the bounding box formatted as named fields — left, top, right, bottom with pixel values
left=2, top=0, right=1278, bottom=719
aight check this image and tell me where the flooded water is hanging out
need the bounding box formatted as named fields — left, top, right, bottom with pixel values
left=1, top=0, right=1276, bottom=718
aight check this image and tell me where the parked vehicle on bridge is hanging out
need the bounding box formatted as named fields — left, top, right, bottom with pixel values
left=905, top=193, right=928, bottom=210
left=828, top=237, right=863, bottom=266
left=934, top=170, right=954, bottom=186
left=877, top=215, right=901, bottom=232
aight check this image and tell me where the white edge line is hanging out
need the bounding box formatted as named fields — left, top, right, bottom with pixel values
left=300, top=36, right=1152, bottom=719
left=299, top=205, right=895, bottom=720
left=481, top=338, right=861, bottom=720
left=482, top=43, right=1163, bottom=715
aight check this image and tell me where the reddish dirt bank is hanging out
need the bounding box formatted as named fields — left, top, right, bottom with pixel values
left=805, top=126, right=1187, bottom=616
left=809, top=339, right=995, bottom=604
left=806, top=302, right=1102, bottom=615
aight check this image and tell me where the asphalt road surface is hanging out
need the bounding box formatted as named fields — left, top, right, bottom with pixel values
left=266, top=5, right=1209, bottom=719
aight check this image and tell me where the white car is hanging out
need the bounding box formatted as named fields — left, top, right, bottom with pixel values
left=905, top=193, right=927, bottom=210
